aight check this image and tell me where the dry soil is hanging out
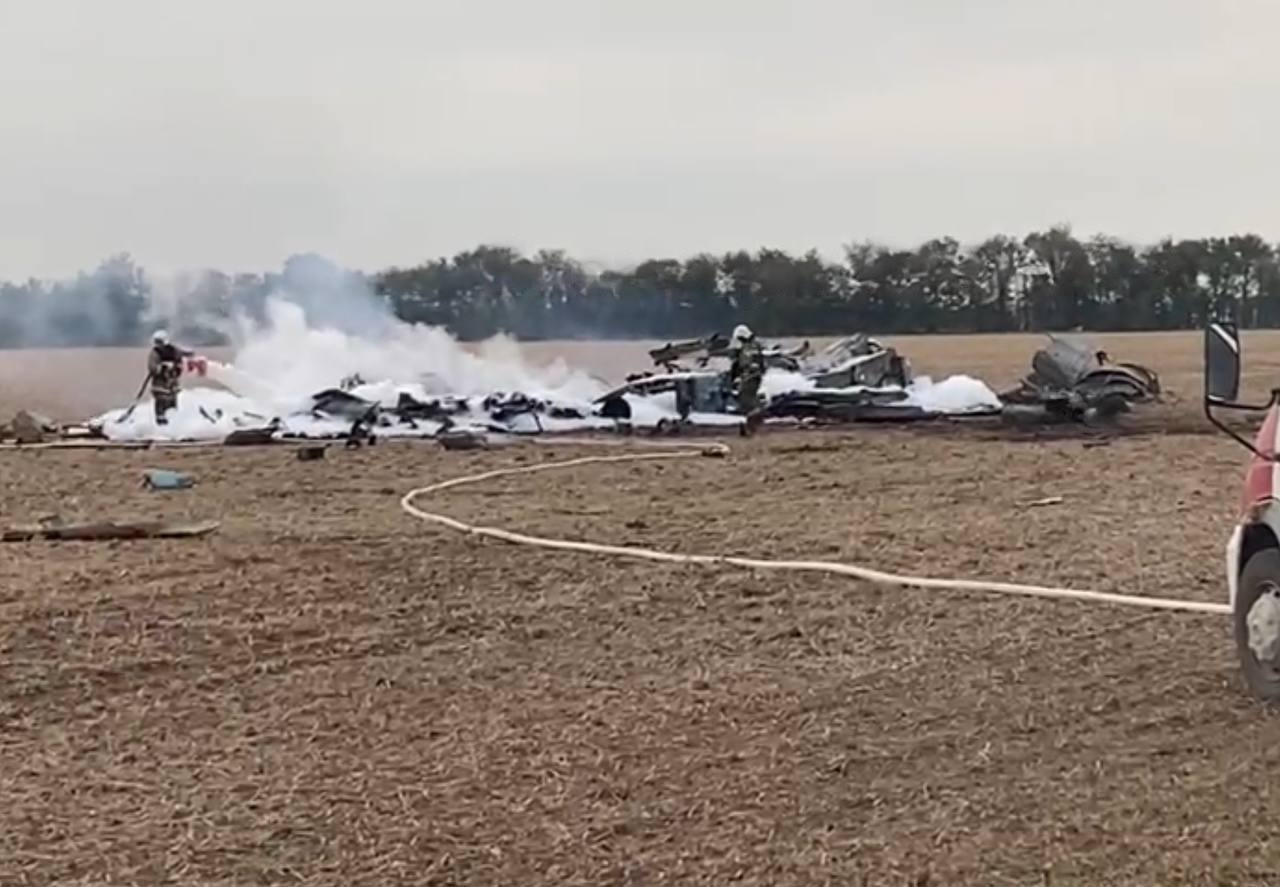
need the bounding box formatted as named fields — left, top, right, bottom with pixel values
left=2, top=333, right=1280, bottom=885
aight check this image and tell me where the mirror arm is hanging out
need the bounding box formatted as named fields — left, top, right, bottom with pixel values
left=1208, top=401, right=1273, bottom=413
left=1205, top=390, right=1280, bottom=462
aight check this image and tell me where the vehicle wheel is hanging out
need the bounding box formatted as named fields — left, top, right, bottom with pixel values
left=1235, top=546, right=1280, bottom=702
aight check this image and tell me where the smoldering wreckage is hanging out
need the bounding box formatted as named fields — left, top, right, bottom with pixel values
left=0, top=332, right=1161, bottom=451
left=0, top=332, right=1161, bottom=543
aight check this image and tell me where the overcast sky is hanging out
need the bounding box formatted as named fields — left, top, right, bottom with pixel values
left=3, top=0, right=1279, bottom=278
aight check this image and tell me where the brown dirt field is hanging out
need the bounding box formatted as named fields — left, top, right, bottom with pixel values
left=3, top=334, right=1280, bottom=884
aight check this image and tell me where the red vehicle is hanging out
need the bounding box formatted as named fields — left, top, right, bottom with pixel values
left=1206, top=321, right=1280, bottom=700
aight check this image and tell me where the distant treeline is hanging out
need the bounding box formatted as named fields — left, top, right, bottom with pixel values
left=3, top=227, right=1279, bottom=347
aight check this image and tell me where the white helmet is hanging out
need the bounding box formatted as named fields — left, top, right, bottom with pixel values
left=730, top=324, right=754, bottom=347
left=152, top=329, right=169, bottom=345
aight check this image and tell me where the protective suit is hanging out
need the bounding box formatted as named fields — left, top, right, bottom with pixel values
left=146, top=330, right=192, bottom=425
left=728, top=324, right=765, bottom=430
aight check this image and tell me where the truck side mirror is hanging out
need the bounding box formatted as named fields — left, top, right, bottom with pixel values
left=1205, top=321, right=1242, bottom=404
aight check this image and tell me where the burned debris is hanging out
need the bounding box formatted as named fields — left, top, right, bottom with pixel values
left=599, top=332, right=921, bottom=423
left=2, top=328, right=1168, bottom=449
left=648, top=333, right=811, bottom=373
left=596, top=371, right=728, bottom=419
left=8, top=410, right=61, bottom=444
left=1000, top=335, right=1160, bottom=425
left=801, top=335, right=912, bottom=389
left=285, top=387, right=592, bottom=442
left=643, top=332, right=911, bottom=389
left=763, top=389, right=931, bottom=423
left=3, top=516, right=221, bottom=542
left=291, top=329, right=931, bottom=438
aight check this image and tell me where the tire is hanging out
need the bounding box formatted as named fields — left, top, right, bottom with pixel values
left=1235, top=546, right=1280, bottom=702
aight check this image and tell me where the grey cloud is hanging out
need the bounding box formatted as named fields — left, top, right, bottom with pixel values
left=3, top=0, right=1280, bottom=277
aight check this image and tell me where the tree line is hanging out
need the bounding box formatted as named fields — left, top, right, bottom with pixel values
left=2, top=227, right=1278, bottom=348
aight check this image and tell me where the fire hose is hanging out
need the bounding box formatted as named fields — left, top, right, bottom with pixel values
left=400, top=439, right=1231, bottom=617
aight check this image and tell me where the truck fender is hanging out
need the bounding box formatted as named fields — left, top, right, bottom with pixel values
left=1230, top=516, right=1280, bottom=611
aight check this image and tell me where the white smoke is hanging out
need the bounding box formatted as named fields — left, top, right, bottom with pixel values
left=221, top=297, right=605, bottom=411
left=95, top=252, right=1002, bottom=441
left=97, top=254, right=617, bottom=440
left=149, top=252, right=604, bottom=408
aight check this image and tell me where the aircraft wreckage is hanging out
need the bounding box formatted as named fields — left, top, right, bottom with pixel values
left=0, top=332, right=1159, bottom=446
left=999, top=335, right=1160, bottom=425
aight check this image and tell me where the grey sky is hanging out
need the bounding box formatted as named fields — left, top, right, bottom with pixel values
left=4, top=0, right=1278, bottom=278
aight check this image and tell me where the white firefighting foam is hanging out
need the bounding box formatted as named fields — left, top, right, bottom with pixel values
left=93, top=299, right=1001, bottom=442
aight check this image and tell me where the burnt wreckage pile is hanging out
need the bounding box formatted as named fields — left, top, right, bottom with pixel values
left=597, top=333, right=927, bottom=423
left=0, top=331, right=1164, bottom=448
left=999, top=335, right=1160, bottom=425
left=305, top=386, right=589, bottom=439
left=201, top=333, right=1161, bottom=441
left=296, top=332, right=934, bottom=438
left=764, top=336, right=924, bottom=422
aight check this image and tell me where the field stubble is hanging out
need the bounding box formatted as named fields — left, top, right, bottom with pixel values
left=2, top=332, right=1280, bottom=884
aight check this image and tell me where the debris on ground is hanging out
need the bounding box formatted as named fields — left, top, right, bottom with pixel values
left=598, top=330, right=977, bottom=427
left=224, top=426, right=280, bottom=446
left=310, top=388, right=378, bottom=422
left=78, top=326, right=1001, bottom=444
left=9, top=410, right=61, bottom=444
left=143, top=469, right=195, bottom=490
left=3, top=517, right=221, bottom=542
left=643, top=332, right=910, bottom=389
left=648, top=333, right=811, bottom=372
left=764, top=388, right=931, bottom=423
left=596, top=371, right=731, bottom=419
left=438, top=429, right=488, bottom=451
left=801, top=335, right=912, bottom=389
left=999, top=335, right=1160, bottom=425
left=1023, top=496, right=1065, bottom=508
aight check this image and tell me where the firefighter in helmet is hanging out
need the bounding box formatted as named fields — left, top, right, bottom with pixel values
left=727, top=324, right=765, bottom=432
left=147, top=330, right=192, bottom=425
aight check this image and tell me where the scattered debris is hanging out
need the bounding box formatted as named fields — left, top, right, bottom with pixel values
left=654, top=417, right=693, bottom=436
left=1000, top=335, right=1160, bottom=424
left=10, top=411, right=60, bottom=444
left=802, top=335, right=912, bottom=389
left=598, top=395, right=632, bottom=421
left=75, top=328, right=1001, bottom=444
left=3, top=518, right=220, bottom=542
left=438, top=429, right=488, bottom=451
left=310, top=388, right=378, bottom=422
left=648, top=333, right=811, bottom=372
left=393, top=392, right=467, bottom=423
left=597, top=370, right=730, bottom=417
left=143, top=469, right=195, bottom=490
left=1023, top=496, right=1065, bottom=508
left=602, top=330, right=924, bottom=424
left=643, top=332, right=910, bottom=391
left=296, top=445, right=327, bottom=461
left=224, top=426, right=279, bottom=446
left=764, top=388, right=929, bottom=423
left=57, top=423, right=106, bottom=441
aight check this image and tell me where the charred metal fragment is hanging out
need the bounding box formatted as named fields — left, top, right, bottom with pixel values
left=1000, top=335, right=1159, bottom=424
left=310, top=388, right=377, bottom=421
left=802, top=335, right=913, bottom=389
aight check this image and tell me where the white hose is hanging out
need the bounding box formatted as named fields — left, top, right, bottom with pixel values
left=400, top=440, right=1231, bottom=617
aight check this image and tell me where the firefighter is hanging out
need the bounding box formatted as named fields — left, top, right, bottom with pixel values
left=147, top=330, right=192, bottom=426
left=727, top=324, right=765, bottom=432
